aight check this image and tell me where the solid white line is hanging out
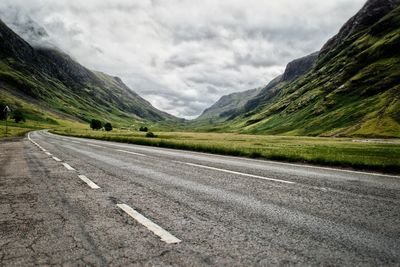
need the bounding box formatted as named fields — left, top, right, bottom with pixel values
left=87, top=143, right=104, bottom=148
left=116, top=149, right=147, bottom=157
left=62, top=163, right=75, bottom=171
left=180, top=161, right=295, bottom=184
left=78, top=175, right=100, bottom=189
left=52, top=157, right=62, bottom=162
left=177, top=152, right=400, bottom=179
left=256, top=159, right=400, bottom=179
left=117, top=203, right=181, bottom=244
left=45, top=152, right=52, bottom=156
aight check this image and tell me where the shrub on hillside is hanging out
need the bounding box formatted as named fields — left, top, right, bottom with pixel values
left=104, top=122, right=113, bottom=131
left=145, top=132, right=157, bottom=138
left=90, top=119, right=102, bottom=130
left=12, top=109, right=26, bottom=123
left=139, top=126, right=148, bottom=132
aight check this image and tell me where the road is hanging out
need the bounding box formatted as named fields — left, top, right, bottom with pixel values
left=1, top=130, right=399, bottom=266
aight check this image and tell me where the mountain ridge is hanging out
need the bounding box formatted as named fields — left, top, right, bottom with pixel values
left=0, top=19, right=177, bottom=125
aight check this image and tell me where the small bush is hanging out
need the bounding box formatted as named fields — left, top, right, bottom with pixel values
left=139, top=126, right=148, bottom=132
left=146, top=132, right=157, bottom=138
left=90, top=119, right=102, bottom=130
left=104, top=122, right=113, bottom=132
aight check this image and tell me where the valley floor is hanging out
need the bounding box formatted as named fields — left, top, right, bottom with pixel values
left=1, top=131, right=399, bottom=265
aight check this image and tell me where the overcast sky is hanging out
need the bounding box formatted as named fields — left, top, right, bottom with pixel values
left=0, top=0, right=366, bottom=118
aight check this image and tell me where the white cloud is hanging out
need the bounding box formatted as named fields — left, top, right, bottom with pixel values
left=0, top=0, right=366, bottom=118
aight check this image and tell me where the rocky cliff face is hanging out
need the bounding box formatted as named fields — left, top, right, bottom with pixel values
left=320, top=0, right=400, bottom=56
left=281, top=52, right=319, bottom=82
left=0, top=20, right=36, bottom=61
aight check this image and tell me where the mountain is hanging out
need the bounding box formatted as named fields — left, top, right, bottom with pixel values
left=194, top=87, right=262, bottom=123
left=194, top=52, right=318, bottom=124
left=198, top=0, right=400, bottom=138
left=0, top=19, right=177, bottom=125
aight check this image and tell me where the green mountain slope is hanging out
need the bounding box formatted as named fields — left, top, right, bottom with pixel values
left=198, top=0, right=400, bottom=138
left=0, top=19, right=177, bottom=126
left=194, top=87, right=263, bottom=123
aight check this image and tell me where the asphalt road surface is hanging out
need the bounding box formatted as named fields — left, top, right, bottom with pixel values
left=1, top=130, right=399, bottom=266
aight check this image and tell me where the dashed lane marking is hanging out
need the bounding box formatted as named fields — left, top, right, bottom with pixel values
left=62, top=163, right=75, bottom=171
left=78, top=175, right=100, bottom=189
left=52, top=157, right=62, bottom=162
left=45, top=152, right=52, bottom=156
left=117, top=203, right=181, bottom=244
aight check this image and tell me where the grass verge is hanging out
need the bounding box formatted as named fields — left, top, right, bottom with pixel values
left=0, top=121, right=40, bottom=138
left=51, top=128, right=400, bottom=174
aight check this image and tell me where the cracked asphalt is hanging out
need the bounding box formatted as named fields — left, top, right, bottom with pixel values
left=0, top=130, right=399, bottom=266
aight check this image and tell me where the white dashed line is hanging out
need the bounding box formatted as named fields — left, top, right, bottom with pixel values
left=117, top=203, right=181, bottom=244
left=78, top=175, right=100, bottom=189
left=62, top=163, right=75, bottom=171
left=71, top=141, right=81, bottom=144
left=116, top=149, right=147, bottom=157
left=45, top=152, right=52, bottom=156
left=179, top=161, right=295, bottom=184
left=52, top=157, right=62, bottom=162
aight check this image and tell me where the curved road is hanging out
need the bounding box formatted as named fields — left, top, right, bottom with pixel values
left=1, top=130, right=399, bottom=266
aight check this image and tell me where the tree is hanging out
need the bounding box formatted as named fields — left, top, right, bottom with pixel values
left=12, top=109, right=25, bottom=123
left=90, top=119, right=102, bottom=130
left=139, top=126, right=148, bottom=132
left=104, top=122, right=113, bottom=132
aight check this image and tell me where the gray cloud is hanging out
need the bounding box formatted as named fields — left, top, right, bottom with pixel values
left=0, top=0, right=366, bottom=118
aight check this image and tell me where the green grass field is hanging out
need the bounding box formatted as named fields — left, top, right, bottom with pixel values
left=51, top=127, right=400, bottom=174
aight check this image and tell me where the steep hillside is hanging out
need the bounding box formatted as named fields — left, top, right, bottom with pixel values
left=0, top=19, right=177, bottom=126
left=194, top=87, right=262, bottom=123
left=199, top=0, right=400, bottom=138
